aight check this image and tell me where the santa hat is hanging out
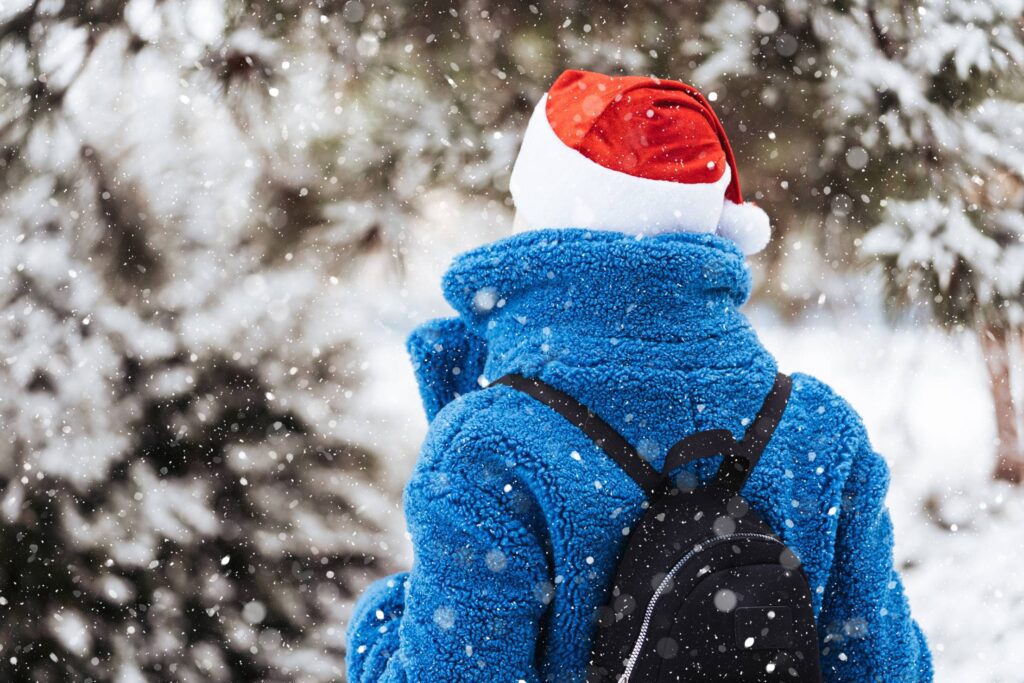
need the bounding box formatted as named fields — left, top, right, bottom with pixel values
left=509, top=70, right=770, bottom=255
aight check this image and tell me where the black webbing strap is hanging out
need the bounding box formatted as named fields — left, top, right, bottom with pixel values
left=663, top=429, right=737, bottom=474
left=492, top=374, right=664, bottom=496
left=712, top=372, right=793, bottom=492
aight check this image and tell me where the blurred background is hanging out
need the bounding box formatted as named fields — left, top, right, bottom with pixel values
left=1, top=0, right=1023, bottom=680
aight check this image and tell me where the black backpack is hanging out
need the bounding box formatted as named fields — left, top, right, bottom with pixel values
left=493, top=373, right=823, bottom=682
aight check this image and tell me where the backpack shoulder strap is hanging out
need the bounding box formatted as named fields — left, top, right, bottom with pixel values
left=491, top=374, right=664, bottom=496
left=662, top=373, right=792, bottom=493
left=713, top=372, right=792, bottom=492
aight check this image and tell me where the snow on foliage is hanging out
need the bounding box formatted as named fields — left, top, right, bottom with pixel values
left=1, top=0, right=1023, bottom=679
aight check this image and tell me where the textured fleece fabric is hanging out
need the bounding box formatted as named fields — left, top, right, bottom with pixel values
left=346, top=229, right=932, bottom=683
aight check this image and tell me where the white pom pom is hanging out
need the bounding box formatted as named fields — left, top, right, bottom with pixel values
left=717, top=201, right=771, bottom=255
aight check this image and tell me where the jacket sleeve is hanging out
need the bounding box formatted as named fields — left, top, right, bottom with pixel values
left=818, top=441, right=932, bottom=682
left=346, top=435, right=549, bottom=682
left=345, top=572, right=408, bottom=681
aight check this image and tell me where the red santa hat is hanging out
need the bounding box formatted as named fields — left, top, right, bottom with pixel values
left=509, top=70, right=770, bottom=255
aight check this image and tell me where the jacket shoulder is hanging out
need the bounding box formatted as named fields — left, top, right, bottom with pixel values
left=403, top=387, right=551, bottom=549
left=411, top=384, right=529, bottom=480
left=784, top=372, right=876, bottom=474
left=788, top=373, right=867, bottom=433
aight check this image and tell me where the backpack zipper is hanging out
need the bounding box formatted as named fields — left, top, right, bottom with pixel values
left=618, top=531, right=783, bottom=682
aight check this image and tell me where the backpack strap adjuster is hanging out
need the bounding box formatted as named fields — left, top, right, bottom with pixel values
left=713, top=372, right=792, bottom=493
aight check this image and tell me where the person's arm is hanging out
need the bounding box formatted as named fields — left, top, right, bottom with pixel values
left=346, top=435, right=548, bottom=682
left=818, top=441, right=932, bottom=682
left=346, top=572, right=408, bottom=681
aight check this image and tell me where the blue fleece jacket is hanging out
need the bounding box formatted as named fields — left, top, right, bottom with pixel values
left=346, top=229, right=931, bottom=682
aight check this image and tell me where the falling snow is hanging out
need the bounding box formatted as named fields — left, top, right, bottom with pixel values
left=1, top=0, right=1022, bottom=681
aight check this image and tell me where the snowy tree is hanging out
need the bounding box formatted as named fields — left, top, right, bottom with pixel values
left=0, top=2, right=404, bottom=680
left=847, top=0, right=1024, bottom=483
left=696, top=0, right=1024, bottom=481
left=3, top=0, right=1023, bottom=679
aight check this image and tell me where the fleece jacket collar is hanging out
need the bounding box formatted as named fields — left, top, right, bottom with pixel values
left=407, top=229, right=775, bottom=469
left=441, top=229, right=763, bottom=377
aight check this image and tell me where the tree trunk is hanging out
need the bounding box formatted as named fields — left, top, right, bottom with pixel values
left=1016, top=327, right=1024, bottom=438
left=979, top=324, right=1024, bottom=484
